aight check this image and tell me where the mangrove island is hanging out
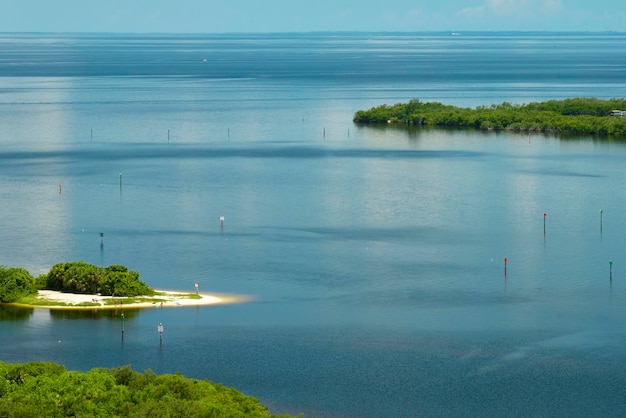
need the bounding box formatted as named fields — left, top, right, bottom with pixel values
left=0, top=261, right=246, bottom=309
left=353, top=97, right=626, bottom=137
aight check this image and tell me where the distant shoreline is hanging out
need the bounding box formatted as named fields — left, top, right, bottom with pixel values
left=353, top=98, right=626, bottom=137
left=5, top=289, right=251, bottom=310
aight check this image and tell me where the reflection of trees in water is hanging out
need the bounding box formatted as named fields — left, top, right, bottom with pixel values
left=49, top=309, right=141, bottom=320
left=0, top=305, right=34, bottom=321
left=0, top=305, right=142, bottom=321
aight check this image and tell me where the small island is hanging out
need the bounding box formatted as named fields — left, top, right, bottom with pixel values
left=0, top=261, right=248, bottom=310
left=353, top=97, right=626, bottom=137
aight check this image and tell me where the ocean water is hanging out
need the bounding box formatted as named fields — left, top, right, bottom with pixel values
left=2, top=33, right=626, bottom=417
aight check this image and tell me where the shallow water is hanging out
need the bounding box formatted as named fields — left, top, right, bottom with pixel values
left=2, top=33, right=626, bottom=417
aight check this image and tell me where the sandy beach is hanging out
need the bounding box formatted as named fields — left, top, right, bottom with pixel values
left=24, top=289, right=250, bottom=310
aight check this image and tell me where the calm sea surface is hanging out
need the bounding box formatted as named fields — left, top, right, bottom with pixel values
left=2, top=33, right=626, bottom=417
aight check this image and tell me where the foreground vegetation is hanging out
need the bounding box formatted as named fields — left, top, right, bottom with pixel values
left=0, top=262, right=153, bottom=304
left=353, top=97, right=626, bottom=136
left=0, top=361, right=298, bottom=417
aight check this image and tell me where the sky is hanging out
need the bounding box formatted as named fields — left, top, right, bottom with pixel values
left=1, top=0, right=625, bottom=33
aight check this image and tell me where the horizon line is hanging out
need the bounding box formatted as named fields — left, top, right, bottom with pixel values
left=1, top=30, right=625, bottom=36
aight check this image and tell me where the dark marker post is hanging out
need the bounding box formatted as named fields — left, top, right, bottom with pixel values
left=543, top=212, right=547, bottom=234
left=610, top=261, right=613, bottom=280
left=600, top=209, right=603, bottom=232
left=504, top=257, right=508, bottom=274
left=121, top=313, right=125, bottom=338
left=119, top=173, right=122, bottom=189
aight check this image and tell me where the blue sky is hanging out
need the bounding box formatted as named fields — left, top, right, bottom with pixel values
left=2, top=0, right=625, bottom=33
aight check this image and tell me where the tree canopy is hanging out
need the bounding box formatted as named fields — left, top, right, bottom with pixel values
left=353, top=97, right=626, bottom=137
left=0, top=266, right=36, bottom=303
left=45, top=261, right=153, bottom=297
left=0, top=361, right=299, bottom=417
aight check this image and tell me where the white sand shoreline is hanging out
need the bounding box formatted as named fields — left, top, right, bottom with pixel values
left=11, top=289, right=251, bottom=310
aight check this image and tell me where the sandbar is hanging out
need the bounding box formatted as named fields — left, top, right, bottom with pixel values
left=10, top=289, right=251, bottom=310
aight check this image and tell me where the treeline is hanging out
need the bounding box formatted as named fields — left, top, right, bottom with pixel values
left=0, top=361, right=298, bottom=417
left=0, top=261, right=153, bottom=303
left=46, top=261, right=153, bottom=297
left=353, top=98, right=626, bottom=136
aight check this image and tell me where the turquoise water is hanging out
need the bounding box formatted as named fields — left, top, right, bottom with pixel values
left=2, top=33, right=626, bottom=417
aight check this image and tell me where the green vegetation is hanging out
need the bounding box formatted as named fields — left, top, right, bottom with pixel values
left=13, top=293, right=102, bottom=308
left=0, top=266, right=37, bottom=303
left=353, top=97, right=626, bottom=137
left=0, top=262, right=154, bottom=304
left=45, top=261, right=154, bottom=297
left=0, top=361, right=298, bottom=417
